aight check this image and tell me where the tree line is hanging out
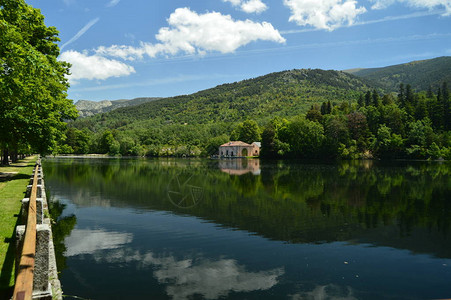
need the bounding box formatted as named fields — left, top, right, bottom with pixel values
left=59, top=82, right=450, bottom=160
left=261, top=83, right=450, bottom=159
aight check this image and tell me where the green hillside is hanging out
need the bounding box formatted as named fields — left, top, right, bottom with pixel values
left=346, top=56, right=451, bottom=92
left=63, top=64, right=450, bottom=160
left=72, top=69, right=370, bottom=131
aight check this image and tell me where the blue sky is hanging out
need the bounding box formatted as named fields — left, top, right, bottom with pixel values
left=28, top=0, right=451, bottom=102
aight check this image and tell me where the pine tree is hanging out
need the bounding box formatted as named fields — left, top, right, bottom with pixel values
left=398, top=83, right=405, bottom=107
left=372, top=90, right=380, bottom=107
left=442, top=82, right=450, bottom=130
left=365, top=91, right=372, bottom=106
left=358, top=94, right=364, bottom=107
left=406, top=84, right=414, bottom=105
left=321, top=102, right=327, bottom=115
left=427, top=85, right=434, bottom=99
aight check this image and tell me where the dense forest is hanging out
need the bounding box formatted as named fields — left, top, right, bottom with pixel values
left=59, top=70, right=451, bottom=160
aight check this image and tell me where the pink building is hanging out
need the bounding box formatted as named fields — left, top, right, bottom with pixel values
left=219, top=141, right=261, bottom=157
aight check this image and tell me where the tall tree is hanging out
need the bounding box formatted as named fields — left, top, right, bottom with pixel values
left=372, top=89, right=380, bottom=107
left=0, top=0, right=77, bottom=164
left=365, top=91, right=372, bottom=106
left=442, top=82, right=450, bottom=130
left=398, top=83, right=405, bottom=107
left=230, top=120, right=261, bottom=144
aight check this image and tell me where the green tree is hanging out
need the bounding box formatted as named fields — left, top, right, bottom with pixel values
left=98, top=130, right=119, bottom=155
left=323, top=115, right=350, bottom=157
left=0, top=0, right=77, bottom=164
left=373, top=125, right=404, bottom=158
left=346, top=112, right=370, bottom=150
left=398, top=83, right=405, bottom=107
left=203, top=135, right=229, bottom=156
left=230, top=120, right=261, bottom=144
left=306, top=105, right=323, bottom=123
left=365, top=91, right=372, bottom=106
left=372, top=89, right=380, bottom=107
left=279, top=117, right=325, bottom=158
left=261, top=118, right=290, bottom=158
left=442, top=82, right=450, bottom=130
left=65, top=128, right=90, bottom=154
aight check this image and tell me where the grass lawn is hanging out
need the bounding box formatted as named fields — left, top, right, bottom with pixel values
left=0, top=156, right=37, bottom=297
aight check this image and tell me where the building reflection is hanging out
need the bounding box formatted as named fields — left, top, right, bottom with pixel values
left=219, top=159, right=261, bottom=175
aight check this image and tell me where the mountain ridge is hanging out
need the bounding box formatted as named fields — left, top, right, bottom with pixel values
left=344, top=56, right=451, bottom=92
left=75, top=97, right=162, bottom=117
left=73, top=57, right=451, bottom=120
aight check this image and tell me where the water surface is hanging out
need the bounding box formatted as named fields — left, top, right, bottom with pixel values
left=43, top=158, right=451, bottom=299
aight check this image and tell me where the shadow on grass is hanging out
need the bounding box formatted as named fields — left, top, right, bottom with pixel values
left=0, top=174, right=31, bottom=183
left=0, top=215, right=20, bottom=300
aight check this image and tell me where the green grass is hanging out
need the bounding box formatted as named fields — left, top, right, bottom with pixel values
left=0, top=156, right=37, bottom=297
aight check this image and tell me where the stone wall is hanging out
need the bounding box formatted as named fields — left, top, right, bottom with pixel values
left=15, top=161, right=62, bottom=300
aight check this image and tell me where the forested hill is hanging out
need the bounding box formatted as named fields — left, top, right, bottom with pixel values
left=346, top=56, right=451, bottom=92
left=72, top=69, right=370, bottom=131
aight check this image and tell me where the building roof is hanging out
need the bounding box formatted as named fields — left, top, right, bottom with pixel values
left=219, top=141, right=251, bottom=147
left=252, top=142, right=261, bottom=148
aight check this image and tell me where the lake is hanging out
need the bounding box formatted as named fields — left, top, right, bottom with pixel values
left=42, top=158, right=451, bottom=300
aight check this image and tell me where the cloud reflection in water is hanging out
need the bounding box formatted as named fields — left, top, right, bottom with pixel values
left=93, top=248, right=284, bottom=299
left=291, top=284, right=357, bottom=300
left=64, top=229, right=133, bottom=256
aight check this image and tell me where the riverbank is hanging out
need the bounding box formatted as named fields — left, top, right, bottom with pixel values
left=0, top=156, right=37, bottom=296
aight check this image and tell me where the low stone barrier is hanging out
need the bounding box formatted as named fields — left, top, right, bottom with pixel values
left=14, top=162, right=62, bottom=300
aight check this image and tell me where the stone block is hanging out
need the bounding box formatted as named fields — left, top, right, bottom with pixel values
left=34, top=224, right=50, bottom=294
left=21, top=198, right=44, bottom=225
left=15, top=225, right=25, bottom=278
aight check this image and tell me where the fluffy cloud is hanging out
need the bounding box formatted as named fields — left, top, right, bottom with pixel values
left=95, top=8, right=284, bottom=60
left=284, top=0, right=367, bottom=31
left=59, top=50, right=136, bottom=83
left=370, top=0, right=451, bottom=14
left=224, top=0, right=268, bottom=13
left=62, top=7, right=283, bottom=82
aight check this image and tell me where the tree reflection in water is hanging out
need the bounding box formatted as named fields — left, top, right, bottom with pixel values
left=43, top=158, right=451, bottom=257
left=47, top=192, right=77, bottom=272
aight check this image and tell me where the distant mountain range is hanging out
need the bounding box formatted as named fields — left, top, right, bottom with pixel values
left=74, top=56, right=451, bottom=121
left=75, top=97, right=161, bottom=117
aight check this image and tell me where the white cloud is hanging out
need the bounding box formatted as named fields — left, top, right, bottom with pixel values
left=284, top=0, right=367, bottom=31
left=241, top=0, right=269, bottom=13
left=95, top=44, right=146, bottom=61
left=224, top=0, right=268, bottom=13
left=106, top=0, right=120, bottom=7
left=370, top=0, right=451, bottom=14
left=95, top=8, right=285, bottom=60
left=59, top=50, right=136, bottom=83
